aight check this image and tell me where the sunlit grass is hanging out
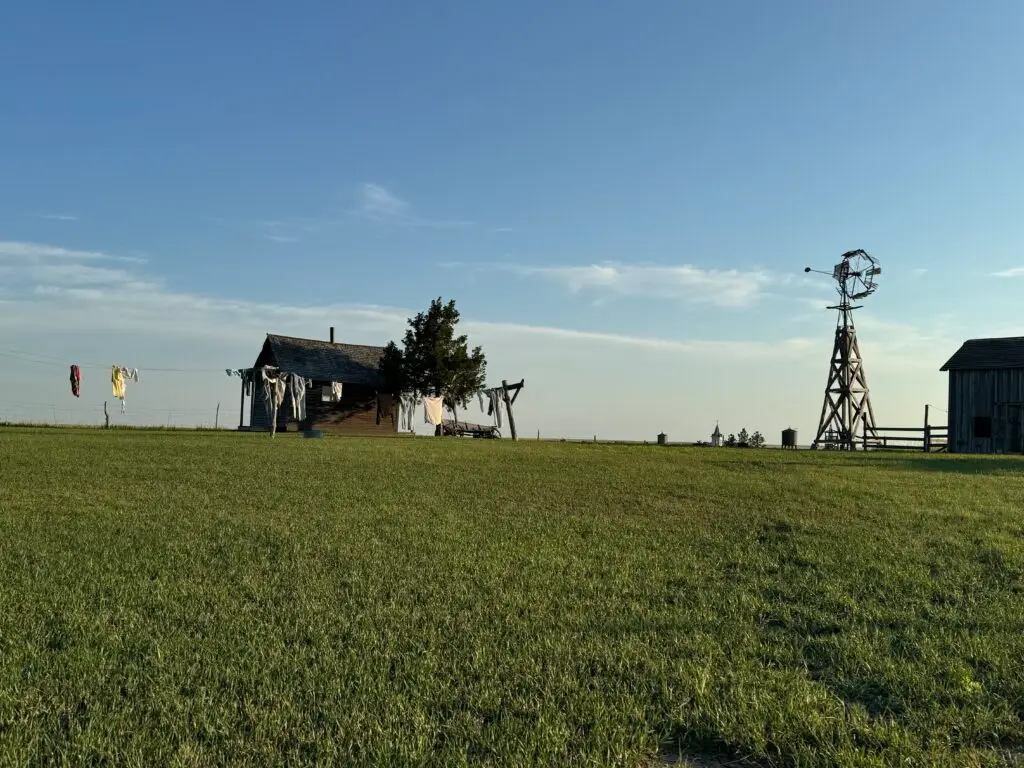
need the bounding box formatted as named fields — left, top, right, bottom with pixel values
left=1, top=428, right=1022, bottom=766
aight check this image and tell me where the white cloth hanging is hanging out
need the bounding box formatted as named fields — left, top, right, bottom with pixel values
left=423, top=396, right=443, bottom=426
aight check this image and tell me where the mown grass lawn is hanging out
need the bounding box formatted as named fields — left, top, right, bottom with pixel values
left=1, top=428, right=1023, bottom=767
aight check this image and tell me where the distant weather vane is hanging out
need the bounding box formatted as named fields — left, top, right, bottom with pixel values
left=804, top=249, right=881, bottom=450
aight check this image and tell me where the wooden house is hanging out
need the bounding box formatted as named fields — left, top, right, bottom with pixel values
left=940, top=336, right=1024, bottom=454
left=244, top=329, right=399, bottom=435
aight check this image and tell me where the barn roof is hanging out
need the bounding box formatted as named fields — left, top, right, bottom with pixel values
left=940, top=336, right=1024, bottom=372
left=255, top=334, right=387, bottom=387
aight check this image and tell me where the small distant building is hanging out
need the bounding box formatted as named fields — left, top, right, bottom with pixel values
left=710, top=422, right=723, bottom=447
left=940, top=336, right=1024, bottom=454
left=241, top=328, right=399, bottom=435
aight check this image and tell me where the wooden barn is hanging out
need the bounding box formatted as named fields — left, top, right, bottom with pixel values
left=243, top=328, right=399, bottom=435
left=940, top=336, right=1024, bottom=454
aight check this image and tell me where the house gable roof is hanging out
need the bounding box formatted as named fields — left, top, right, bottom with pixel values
left=940, top=336, right=1024, bottom=372
left=255, top=334, right=388, bottom=387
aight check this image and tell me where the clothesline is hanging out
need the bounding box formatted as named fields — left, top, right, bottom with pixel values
left=0, top=348, right=226, bottom=373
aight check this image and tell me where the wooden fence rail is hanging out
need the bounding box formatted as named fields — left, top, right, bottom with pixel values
left=868, top=425, right=947, bottom=452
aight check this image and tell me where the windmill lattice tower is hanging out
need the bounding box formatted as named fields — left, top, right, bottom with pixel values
left=805, top=250, right=881, bottom=451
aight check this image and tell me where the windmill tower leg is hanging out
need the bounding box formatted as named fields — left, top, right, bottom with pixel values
left=812, top=314, right=876, bottom=450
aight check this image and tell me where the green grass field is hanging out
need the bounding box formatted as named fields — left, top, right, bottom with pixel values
left=1, top=429, right=1023, bottom=767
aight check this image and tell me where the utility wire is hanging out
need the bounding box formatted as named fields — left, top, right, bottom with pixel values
left=0, top=348, right=234, bottom=373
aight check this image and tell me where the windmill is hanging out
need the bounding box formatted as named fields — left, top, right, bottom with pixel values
left=804, top=249, right=881, bottom=450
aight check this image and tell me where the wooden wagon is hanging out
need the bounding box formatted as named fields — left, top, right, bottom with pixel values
left=441, top=419, right=501, bottom=439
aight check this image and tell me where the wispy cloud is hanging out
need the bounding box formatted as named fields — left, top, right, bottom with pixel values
left=0, top=239, right=818, bottom=360
left=349, top=183, right=475, bottom=230
left=38, top=213, right=79, bottom=222
left=0, top=238, right=956, bottom=377
left=992, top=266, right=1024, bottom=277
left=0, top=241, right=146, bottom=264
left=445, top=260, right=773, bottom=308
left=912, top=267, right=928, bottom=278
left=263, top=234, right=301, bottom=244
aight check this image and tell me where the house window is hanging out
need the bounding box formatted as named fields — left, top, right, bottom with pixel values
left=320, top=383, right=342, bottom=403
left=973, top=416, right=992, bottom=439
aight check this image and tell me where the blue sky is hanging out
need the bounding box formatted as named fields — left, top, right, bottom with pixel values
left=1, top=1, right=1023, bottom=439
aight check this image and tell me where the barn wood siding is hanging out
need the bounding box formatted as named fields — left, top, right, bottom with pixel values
left=305, top=382, right=398, bottom=435
left=948, top=368, right=1024, bottom=454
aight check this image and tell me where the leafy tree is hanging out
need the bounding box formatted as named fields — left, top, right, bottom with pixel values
left=725, top=433, right=737, bottom=447
left=749, top=431, right=765, bottom=448
left=378, top=341, right=407, bottom=395
left=379, top=297, right=487, bottom=434
left=737, top=427, right=750, bottom=446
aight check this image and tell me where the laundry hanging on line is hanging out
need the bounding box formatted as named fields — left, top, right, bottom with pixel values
left=376, top=392, right=395, bottom=426
left=258, top=367, right=308, bottom=435
left=422, top=396, right=443, bottom=426
left=225, top=368, right=253, bottom=396
left=482, top=387, right=503, bottom=430
left=397, top=394, right=418, bottom=431
left=69, top=365, right=81, bottom=398
left=111, top=366, right=139, bottom=414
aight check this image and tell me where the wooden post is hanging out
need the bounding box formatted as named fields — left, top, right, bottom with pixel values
left=215, top=403, right=220, bottom=430
left=103, top=401, right=110, bottom=429
left=923, top=404, right=930, bottom=452
left=238, top=372, right=246, bottom=429
left=501, top=379, right=517, bottom=441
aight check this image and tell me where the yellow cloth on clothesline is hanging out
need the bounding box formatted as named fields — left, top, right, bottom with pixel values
left=111, top=366, right=125, bottom=399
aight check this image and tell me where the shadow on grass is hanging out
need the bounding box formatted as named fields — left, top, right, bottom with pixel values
left=655, top=740, right=769, bottom=767
left=860, top=456, right=1024, bottom=475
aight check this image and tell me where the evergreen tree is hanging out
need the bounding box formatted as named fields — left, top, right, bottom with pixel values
left=379, top=297, right=487, bottom=434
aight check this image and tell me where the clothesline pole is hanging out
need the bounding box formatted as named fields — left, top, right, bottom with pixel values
left=501, top=379, right=523, bottom=441
left=238, top=372, right=246, bottom=429
left=215, top=403, right=220, bottom=430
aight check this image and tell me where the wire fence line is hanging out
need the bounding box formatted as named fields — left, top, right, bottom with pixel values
left=0, top=400, right=226, bottom=428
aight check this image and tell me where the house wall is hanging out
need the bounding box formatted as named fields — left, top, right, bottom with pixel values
left=305, top=382, right=398, bottom=435
left=249, top=380, right=399, bottom=434
left=948, top=368, right=1024, bottom=454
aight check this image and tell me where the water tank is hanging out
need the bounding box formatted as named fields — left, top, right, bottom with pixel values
left=657, top=432, right=667, bottom=445
left=781, top=428, right=797, bottom=449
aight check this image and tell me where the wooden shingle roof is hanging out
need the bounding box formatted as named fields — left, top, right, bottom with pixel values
left=940, top=336, right=1024, bottom=372
left=255, top=334, right=387, bottom=387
